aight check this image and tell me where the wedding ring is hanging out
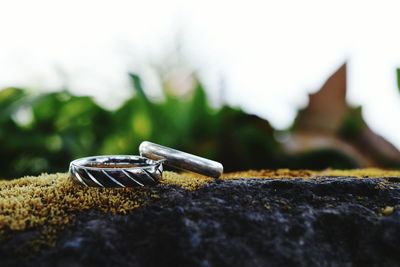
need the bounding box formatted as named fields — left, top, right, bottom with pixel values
left=69, top=155, right=163, bottom=187
left=69, top=141, right=224, bottom=187
left=139, top=141, right=223, bottom=178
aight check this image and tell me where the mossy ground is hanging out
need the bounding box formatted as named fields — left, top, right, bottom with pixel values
left=1, top=169, right=400, bottom=266
left=0, top=168, right=399, bottom=233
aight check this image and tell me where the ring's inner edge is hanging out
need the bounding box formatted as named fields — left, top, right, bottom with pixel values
left=76, top=157, right=159, bottom=169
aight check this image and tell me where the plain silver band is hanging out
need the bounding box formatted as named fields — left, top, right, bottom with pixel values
left=139, top=141, right=223, bottom=178
left=69, top=155, right=163, bottom=187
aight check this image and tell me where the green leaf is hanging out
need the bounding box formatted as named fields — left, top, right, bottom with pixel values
left=129, top=73, right=149, bottom=103
left=0, top=88, right=27, bottom=122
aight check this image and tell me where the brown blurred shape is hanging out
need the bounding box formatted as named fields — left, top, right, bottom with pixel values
left=287, top=63, right=400, bottom=168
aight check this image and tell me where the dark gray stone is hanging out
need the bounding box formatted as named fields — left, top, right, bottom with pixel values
left=1, top=177, right=400, bottom=267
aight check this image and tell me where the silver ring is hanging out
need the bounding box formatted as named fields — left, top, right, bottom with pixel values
left=139, top=141, right=223, bottom=178
left=69, top=155, right=163, bottom=187
left=69, top=142, right=224, bottom=187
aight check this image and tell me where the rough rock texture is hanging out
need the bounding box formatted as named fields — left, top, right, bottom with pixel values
left=1, top=173, right=400, bottom=266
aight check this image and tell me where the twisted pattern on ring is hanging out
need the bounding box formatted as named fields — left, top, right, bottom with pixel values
left=69, top=156, right=163, bottom=187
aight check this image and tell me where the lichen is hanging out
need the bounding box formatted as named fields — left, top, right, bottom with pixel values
left=318, top=168, right=400, bottom=178
left=0, top=173, right=148, bottom=231
left=0, top=168, right=399, bottom=233
left=381, top=206, right=395, bottom=216
left=160, top=171, right=212, bottom=190
left=221, top=169, right=316, bottom=179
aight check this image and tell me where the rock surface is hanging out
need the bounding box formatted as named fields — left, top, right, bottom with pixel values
left=1, top=173, right=400, bottom=266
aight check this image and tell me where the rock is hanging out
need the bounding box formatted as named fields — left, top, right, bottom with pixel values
left=1, top=171, right=400, bottom=266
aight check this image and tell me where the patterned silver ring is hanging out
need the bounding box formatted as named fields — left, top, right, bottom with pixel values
left=69, top=155, right=163, bottom=187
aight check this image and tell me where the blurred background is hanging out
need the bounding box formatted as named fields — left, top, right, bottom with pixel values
left=1, top=0, right=400, bottom=178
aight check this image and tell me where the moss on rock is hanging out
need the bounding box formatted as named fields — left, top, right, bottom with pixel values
left=1, top=169, right=400, bottom=266
left=0, top=168, right=399, bottom=232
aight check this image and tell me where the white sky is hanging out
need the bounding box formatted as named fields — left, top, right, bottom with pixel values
left=0, top=0, right=399, bottom=148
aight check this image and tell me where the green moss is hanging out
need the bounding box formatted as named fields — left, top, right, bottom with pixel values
left=0, top=173, right=148, bottom=231
left=1, top=168, right=399, bottom=233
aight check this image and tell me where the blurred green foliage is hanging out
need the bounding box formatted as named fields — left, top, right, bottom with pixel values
left=0, top=74, right=287, bottom=178
left=397, top=68, right=400, bottom=93
left=0, top=73, right=377, bottom=178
